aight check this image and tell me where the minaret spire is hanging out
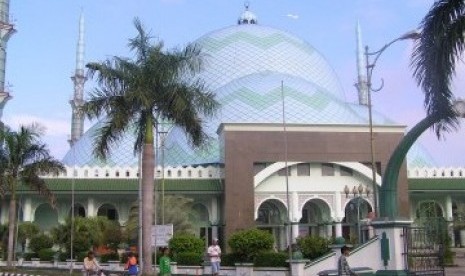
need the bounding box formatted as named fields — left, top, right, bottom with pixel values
left=355, top=21, right=368, bottom=105
left=69, top=11, right=87, bottom=147
left=0, top=0, right=16, bottom=124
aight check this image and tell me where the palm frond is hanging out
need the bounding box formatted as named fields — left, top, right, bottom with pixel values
left=411, top=0, right=465, bottom=136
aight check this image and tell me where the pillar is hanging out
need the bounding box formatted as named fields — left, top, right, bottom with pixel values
left=326, top=224, right=333, bottom=238
left=372, top=219, right=411, bottom=275
left=0, top=199, right=7, bottom=224
left=445, top=195, right=455, bottom=246
left=87, top=197, right=95, bottom=217
left=22, top=197, right=32, bottom=222
left=335, top=221, right=343, bottom=237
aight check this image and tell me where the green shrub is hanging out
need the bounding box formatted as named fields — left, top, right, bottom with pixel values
left=254, top=252, right=288, bottom=267
left=38, top=248, right=55, bottom=261
left=100, top=251, right=120, bottom=263
left=219, top=253, right=236, bottom=266
left=228, top=228, right=274, bottom=262
left=23, top=252, right=38, bottom=261
left=29, top=233, right=53, bottom=253
left=296, top=235, right=330, bottom=260
left=169, top=234, right=204, bottom=255
left=174, top=252, right=203, bottom=266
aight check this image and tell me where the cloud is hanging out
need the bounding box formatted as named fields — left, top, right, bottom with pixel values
left=285, top=14, right=299, bottom=20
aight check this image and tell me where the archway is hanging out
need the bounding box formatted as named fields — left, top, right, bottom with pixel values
left=255, top=199, right=287, bottom=250
left=68, top=203, right=86, bottom=218
left=189, top=203, right=211, bottom=245
left=343, top=198, right=372, bottom=244
left=34, top=203, right=58, bottom=231
left=97, top=204, right=119, bottom=221
left=299, top=198, right=331, bottom=238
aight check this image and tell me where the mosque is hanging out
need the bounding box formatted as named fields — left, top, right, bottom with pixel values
left=1, top=4, right=465, bottom=249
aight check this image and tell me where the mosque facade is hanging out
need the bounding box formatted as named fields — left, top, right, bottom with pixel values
left=2, top=6, right=465, bottom=249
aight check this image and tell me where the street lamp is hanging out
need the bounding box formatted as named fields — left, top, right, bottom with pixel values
left=364, top=30, right=421, bottom=218
left=344, top=184, right=371, bottom=244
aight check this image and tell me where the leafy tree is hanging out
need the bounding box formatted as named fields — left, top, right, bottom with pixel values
left=124, top=195, right=196, bottom=243
left=51, top=216, right=120, bottom=257
left=411, top=0, right=465, bottom=136
left=83, top=18, right=218, bottom=275
left=0, top=124, right=64, bottom=267
left=17, top=222, right=40, bottom=252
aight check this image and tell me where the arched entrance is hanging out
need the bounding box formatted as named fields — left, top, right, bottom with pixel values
left=189, top=203, right=211, bottom=245
left=256, top=199, right=287, bottom=250
left=97, top=203, right=119, bottom=221
left=343, top=198, right=372, bottom=244
left=69, top=203, right=86, bottom=218
left=299, top=198, right=331, bottom=238
left=34, top=203, right=58, bottom=231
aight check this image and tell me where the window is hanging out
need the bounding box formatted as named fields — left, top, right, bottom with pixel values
left=115, top=171, right=120, bottom=177
left=340, top=166, right=353, bottom=176
left=198, top=170, right=203, bottom=178
left=177, top=170, right=182, bottom=177
left=126, top=171, right=130, bottom=177
left=167, top=170, right=172, bottom=177
left=188, top=170, right=192, bottom=177
left=321, top=163, right=334, bottom=176
left=297, top=163, right=310, bottom=176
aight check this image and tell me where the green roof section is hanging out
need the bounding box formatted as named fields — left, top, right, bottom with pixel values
left=16, top=178, right=224, bottom=193
left=409, top=178, right=465, bottom=191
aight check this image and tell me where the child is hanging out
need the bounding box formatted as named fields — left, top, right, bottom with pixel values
left=124, top=252, right=139, bottom=275
left=159, top=247, right=171, bottom=276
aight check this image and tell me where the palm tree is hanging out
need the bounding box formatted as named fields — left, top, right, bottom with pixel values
left=411, top=0, right=465, bottom=136
left=83, top=18, right=218, bottom=275
left=0, top=123, right=64, bottom=267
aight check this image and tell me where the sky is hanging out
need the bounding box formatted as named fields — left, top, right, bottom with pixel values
left=3, top=0, right=465, bottom=167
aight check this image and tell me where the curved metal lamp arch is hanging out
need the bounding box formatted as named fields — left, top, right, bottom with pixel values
left=380, top=113, right=440, bottom=218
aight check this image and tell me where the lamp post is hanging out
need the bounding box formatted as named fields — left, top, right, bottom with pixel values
left=344, top=184, right=371, bottom=244
left=364, top=30, right=420, bottom=218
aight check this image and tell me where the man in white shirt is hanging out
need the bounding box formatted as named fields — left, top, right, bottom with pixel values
left=207, top=238, right=222, bottom=276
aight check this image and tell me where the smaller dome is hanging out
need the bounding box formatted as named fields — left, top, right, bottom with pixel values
left=238, top=3, right=258, bottom=25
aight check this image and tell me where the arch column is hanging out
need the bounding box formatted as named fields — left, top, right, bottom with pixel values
left=445, top=195, right=455, bottom=246
left=211, top=197, right=219, bottom=239
left=22, top=197, right=32, bottom=222
left=0, top=199, right=7, bottom=224
left=87, top=197, right=95, bottom=217
left=291, top=192, right=299, bottom=243
left=334, top=191, right=344, bottom=237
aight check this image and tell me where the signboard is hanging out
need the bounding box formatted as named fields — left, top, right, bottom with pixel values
left=151, top=224, right=173, bottom=247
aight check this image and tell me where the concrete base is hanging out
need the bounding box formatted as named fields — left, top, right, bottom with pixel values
left=375, top=270, right=408, bottom=275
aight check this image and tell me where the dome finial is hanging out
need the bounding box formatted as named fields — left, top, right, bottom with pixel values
left=238, top=2, right=257, bottom=25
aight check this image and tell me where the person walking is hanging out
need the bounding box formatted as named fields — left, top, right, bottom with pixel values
left=208, top=238, right=222, bottom=276
left=159, top=247, right=172, bottom=276
left=338, top=246, right=357, bottom=276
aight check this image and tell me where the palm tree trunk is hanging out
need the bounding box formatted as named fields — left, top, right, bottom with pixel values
left=7, top=195, right=16, bottom=268
left=142, top=142, right=155, bottom=275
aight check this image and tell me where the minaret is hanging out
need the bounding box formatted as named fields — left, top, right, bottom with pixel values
left=0, top=0, right=16, bottom=123
left=68, top=12, right=86, bottom=147
left=355, top=22, right=368, bottom=106
left=238, top=2, right=258, bottom=25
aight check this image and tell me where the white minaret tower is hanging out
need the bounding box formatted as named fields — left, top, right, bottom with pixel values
left=355, top=22, right=368, bottom=106
left=69, top=12, right=86, bottom=146
left=0, top=0, right=16, bottom=124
